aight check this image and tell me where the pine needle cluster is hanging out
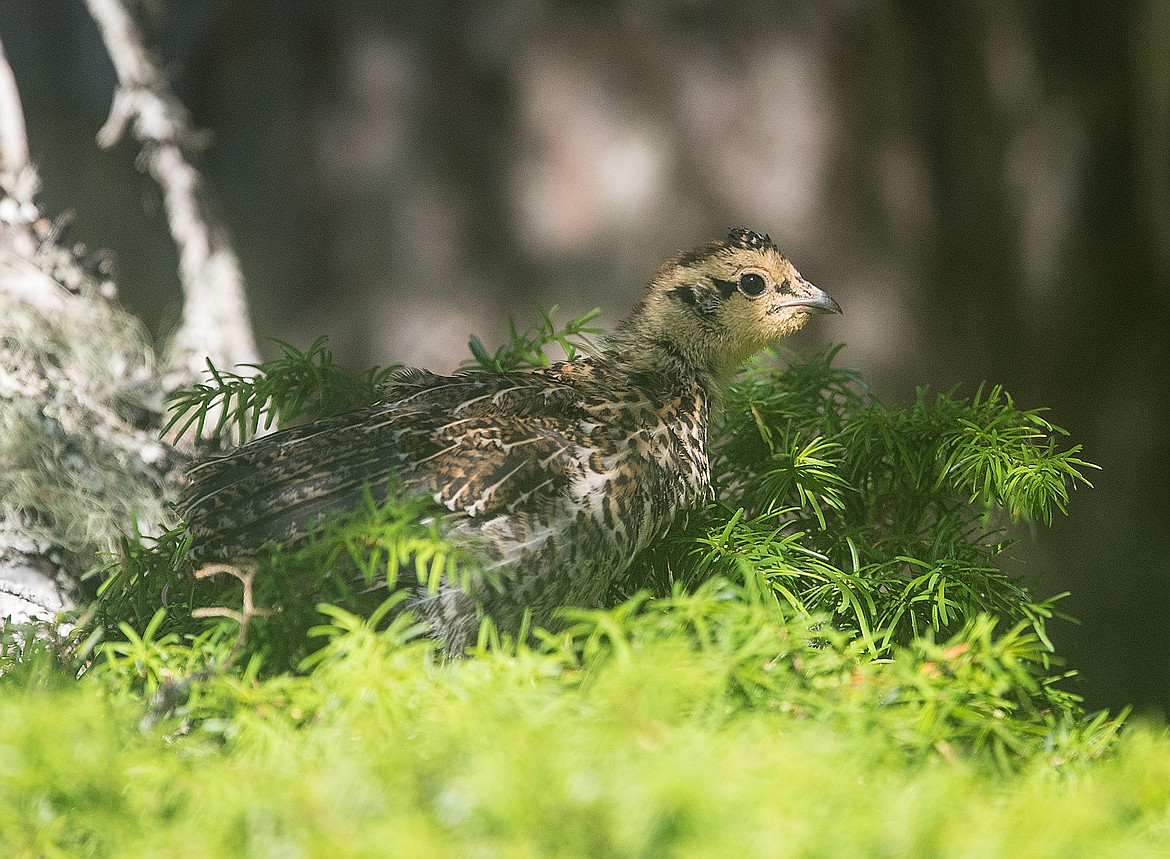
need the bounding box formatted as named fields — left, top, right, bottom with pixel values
left=164, top=337, right=400, bottom=442
left=626, top=344, right=1096, bottom=652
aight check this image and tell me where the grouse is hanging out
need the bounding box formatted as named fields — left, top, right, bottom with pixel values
left=180, top=229, right=841, bottom=650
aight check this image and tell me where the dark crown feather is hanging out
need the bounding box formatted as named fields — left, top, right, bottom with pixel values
left=674, top=228, right=782, bottom=270
left=723, top=228, right=779, bottom=254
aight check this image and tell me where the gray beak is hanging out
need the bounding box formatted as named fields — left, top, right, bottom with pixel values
left=780, top=284, right=842, bottom=315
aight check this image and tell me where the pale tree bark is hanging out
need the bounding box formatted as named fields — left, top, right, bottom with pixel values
left=85, top=0, right=260, bottom=384
left=0, top=3, right=259, bottom=625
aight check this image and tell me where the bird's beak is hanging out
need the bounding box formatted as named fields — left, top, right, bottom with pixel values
left=780, top=284, right=842, bottom=315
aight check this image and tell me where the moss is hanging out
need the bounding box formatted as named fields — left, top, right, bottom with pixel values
left=0, top=609, right=1164, bottom=857
left=0, top=276, right=173, bottom=570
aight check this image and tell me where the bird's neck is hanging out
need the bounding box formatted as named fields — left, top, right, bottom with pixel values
left=603, top=323, right=724, bottom=402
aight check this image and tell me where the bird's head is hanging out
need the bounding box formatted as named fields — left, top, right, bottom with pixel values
left=615, top=229, right=841, bottom=381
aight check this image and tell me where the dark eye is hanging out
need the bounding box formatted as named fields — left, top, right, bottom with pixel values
left=738, top=272, right=768, bottom=298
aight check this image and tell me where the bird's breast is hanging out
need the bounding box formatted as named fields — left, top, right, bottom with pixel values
left=570, top=384, right=712, bottom=554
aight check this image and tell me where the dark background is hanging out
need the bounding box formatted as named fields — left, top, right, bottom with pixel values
left=3, top=1, right=1167, bottom=716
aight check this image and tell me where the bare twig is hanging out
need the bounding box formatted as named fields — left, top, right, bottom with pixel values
left=84, top=0, right=260, bottom=402
left=192, top=562, right=277, bottom=663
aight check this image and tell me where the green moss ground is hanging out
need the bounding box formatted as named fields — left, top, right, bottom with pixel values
left=1, top=603, right=1167, bottom=858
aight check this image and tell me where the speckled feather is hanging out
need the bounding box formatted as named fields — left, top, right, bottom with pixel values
left=180, top=229, right=840, bottom=650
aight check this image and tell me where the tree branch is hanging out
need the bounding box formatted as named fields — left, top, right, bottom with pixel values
left=84, top=0, right=260, bottom=394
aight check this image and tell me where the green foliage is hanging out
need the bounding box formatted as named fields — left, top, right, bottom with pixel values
left=233, top=486, right=489, bottom=672
left=165, top=336, right=399, bottom=443
left=3, top=310, right=1152, bottom=854
left=91, top=484, right=487, bottom=675
left=119, top=319, right=1100, bottom=711
left=165, top=308, right=602, bottom=446
left=464, top=305, right=602, bottom=372
left=0, top=592, right=1163, bottom=857
left=91, top=524, right=193, bottom=635
left=630, top=346, right=1096, bottom=652
left=81, top=585, right=1115, bottom=769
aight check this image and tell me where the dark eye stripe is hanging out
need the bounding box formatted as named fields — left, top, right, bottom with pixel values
left=711, top=277, right=738, bottom=299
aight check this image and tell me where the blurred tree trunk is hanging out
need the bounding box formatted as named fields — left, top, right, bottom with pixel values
left=900, top=2, right=1027, bottom=374
left=1024, top=0, right=1170, bottom=712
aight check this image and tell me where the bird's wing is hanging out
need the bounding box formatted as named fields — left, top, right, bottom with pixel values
left=181, top=368, right=593, bottom=558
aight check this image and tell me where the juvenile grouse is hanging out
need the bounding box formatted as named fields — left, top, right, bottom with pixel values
left=180, top=229, right=841, bottom=649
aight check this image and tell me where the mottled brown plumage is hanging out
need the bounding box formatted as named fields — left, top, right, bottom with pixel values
left=180, top=229, right=840, bottom=649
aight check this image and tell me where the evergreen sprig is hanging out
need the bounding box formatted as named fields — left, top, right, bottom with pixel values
left=672, top=348, right=1098, bottom=651
left=165, top=310, right=602, bottom=446
left=90, top=484, right=490, bottom=675
left=463, top=306, right=602, bottom=372
left=937, top=384, right=1096, bottom=524
left=278, top=485, right=489, bottom=596
left=164, top=336, right=399, bottom=443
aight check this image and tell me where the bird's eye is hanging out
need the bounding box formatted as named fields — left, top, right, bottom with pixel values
left=738, top=272, right=768, bottom=298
